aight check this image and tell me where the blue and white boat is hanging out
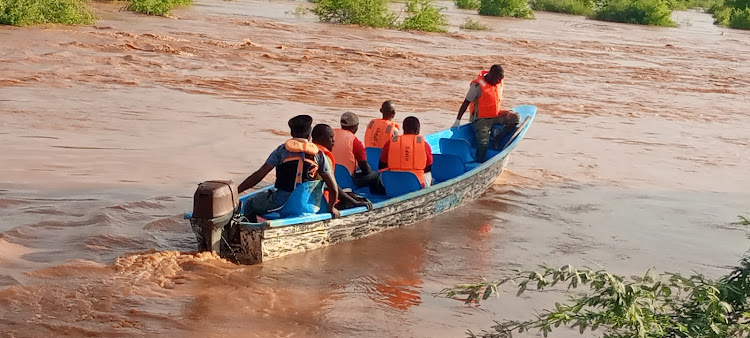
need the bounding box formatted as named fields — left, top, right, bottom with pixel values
left=187, top=105, right=536, bottom=264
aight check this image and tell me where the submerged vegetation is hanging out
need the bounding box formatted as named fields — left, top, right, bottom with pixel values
left=479, top=0, right=536, bottom=18
left=460, top=16, right=491, bottom=29
left=313, top=0, right=448, bottom=31
left=529, top=0, right=594, bottom=15
left=126, top=0, right=194, bottom=16
left=455, top=0, right=481, bottom=10
left=438, top=216, right=750, bottom=337
left=0, top=0, right=95, bottom=26
left=592, top=0, right=676, bottom=26
left=399, top=0, right=449, bottom=32
left=313, top=0, right=396, bottom=27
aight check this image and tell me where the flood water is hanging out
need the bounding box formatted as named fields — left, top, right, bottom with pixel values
left=1, top=1, right=749, bottom=336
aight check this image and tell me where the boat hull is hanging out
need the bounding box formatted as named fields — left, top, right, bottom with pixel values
left=225, top=155, right=509, bottom=264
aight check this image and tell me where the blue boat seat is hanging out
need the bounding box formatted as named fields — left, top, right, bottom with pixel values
left=263, top=180, right=328, bottom=220
left=335, top=164, right=356, bottom=190
left=439, top=138, right=475, bottom=163
left=381, top=171, right=422, bottom=198
left=365, top=147, right=382, bottom=172
left=432, top=154, right=466, bottom=182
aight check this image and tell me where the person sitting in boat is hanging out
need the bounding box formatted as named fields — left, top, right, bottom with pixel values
left=237, top=115, right=340, bottom=222
left=452, top=64, right=520, bottom=162
left=379, top=116, right=434, bottom=188
left=311, top=123, right=373, bottom=211
left=332, top=112, right=384, bottom=194
left=364, top=100, right=402, bottom=149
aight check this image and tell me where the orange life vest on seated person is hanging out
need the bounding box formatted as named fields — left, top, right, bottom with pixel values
left=275, top=139, right=319, bottom=193
left=332, top=128, right=357, bottom=175
left=469, top=70, right=504, bottom=119
left=364, top=119, right=400, bottom=148
left=386, top=134, right=427, bottom=186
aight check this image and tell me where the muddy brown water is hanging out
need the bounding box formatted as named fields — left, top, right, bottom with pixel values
left=1, top=1, right=749, bottom=336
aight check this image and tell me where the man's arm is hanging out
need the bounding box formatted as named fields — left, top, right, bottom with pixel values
left=456, top=99, right=471, bottom=121
left=320, top=172, right=340, bottom=218
left=358, top=160, right=372, bottom=174
left=337, top=187, right=373, bottom=211
left=379, top=141, right=390, bottom=170
left=238, top=163, right=274, bottom=193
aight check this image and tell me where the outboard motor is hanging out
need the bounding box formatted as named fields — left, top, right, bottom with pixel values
left=190, top=180, right=239, bottom=253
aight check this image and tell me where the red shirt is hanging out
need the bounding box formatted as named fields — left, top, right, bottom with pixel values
left=352, top=137, right=367, bottom=161
left=379, top=138, right=433, bottom=167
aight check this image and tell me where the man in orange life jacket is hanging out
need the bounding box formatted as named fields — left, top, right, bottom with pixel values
left=332, top=112, right=383, bottom=193
left=364, top=100, right=402, bottom=149
left=452, top=64, right=520, bottom=162
left=238, top=115, right=339, bottom=222
left=311, top=123, right=372, bottom=210
left=379, top=116, right=434, bottom=188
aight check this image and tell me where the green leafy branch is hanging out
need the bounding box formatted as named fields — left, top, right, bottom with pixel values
left=436, top=216, right=750, bottom=338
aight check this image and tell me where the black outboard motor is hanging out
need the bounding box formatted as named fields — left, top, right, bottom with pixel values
left=190, top=181, right=239, bottom=253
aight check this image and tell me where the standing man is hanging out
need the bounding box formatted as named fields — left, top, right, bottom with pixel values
left=238, top=115, right=339, bottom=221
left=364, top=100, right=402, bottom=148
left=332, top=112, right=381, bottom=192
left=452, top=64, right=520, bottom=162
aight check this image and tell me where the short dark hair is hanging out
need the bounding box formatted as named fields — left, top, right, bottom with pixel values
left=288, top=115, right=313, bottom=138
left=403, top=116, right=420, bottom=134
left=489, top=64, right=504, bottom=79
left=380, top=100, right=395, bottom=114
left=311, top=123, right=332, bottom=142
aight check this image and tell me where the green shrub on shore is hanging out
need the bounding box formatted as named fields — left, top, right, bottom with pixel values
left=313, top=0, right=397, bottom=27
left=0, top=0, right=95, bottom=26
left=530, top=0, right=594, bottom=15
left=455, top=0, right=481, bottom=9
left=479, top=0, right=535, bottom=18
left=592, top=0, right=676, bottom=26
left=399, top=0, right=448, bottom=32
left=126, top=0, right=193, bottom=16
left=713, top=0, right=750, bottom=29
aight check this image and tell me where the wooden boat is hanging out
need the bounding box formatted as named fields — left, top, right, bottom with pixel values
left=187, top=105, right=536, bottom=264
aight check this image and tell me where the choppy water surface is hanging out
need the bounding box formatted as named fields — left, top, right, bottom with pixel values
left=1, top=2, right=749, bottom=336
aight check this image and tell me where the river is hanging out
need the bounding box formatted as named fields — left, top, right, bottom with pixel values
left=0, top=1, right=749, bottom=336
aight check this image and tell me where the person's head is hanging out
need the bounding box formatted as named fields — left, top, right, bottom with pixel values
left=485, top=64, right=504, bottom=86
left=340, top=111, right=359, bottom=133
left=311, top=123, right=334, bottom=150
left=403, top=116, right=420, bottom=135
left=288, top=114, right=313, bottom=139
left=380, top=100, right=396, bottom=120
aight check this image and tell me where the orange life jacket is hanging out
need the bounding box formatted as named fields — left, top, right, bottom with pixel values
left=332, top=128, right=357, bottom=175
left=469, top=71, right=504, bottom=119
left=364, top=119, right=401, bottom=148
left=275, top=139, right=319, bottom=192
left=387, top=134, right=427, bottom=186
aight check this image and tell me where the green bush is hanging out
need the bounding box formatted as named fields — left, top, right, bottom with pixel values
left=455, top=0, right=481, bottom=9
left=399, top=0, right=448, bottom=32
left=728, top=6, right=750, bottom=28
left=530, top=0, right=594, bottom=15
left=313, top=0, right=397, bottom=27
left=479, top=0, right=535, bottom=18
left=592, top=0, right=676, bottom=26
left=460, top=16, right=491, bottom=29
left=0, top=0, right=95, bottom=26
left=713, top=0, right=750, bottom=30
left=126, top=0, right=193, bottom=16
